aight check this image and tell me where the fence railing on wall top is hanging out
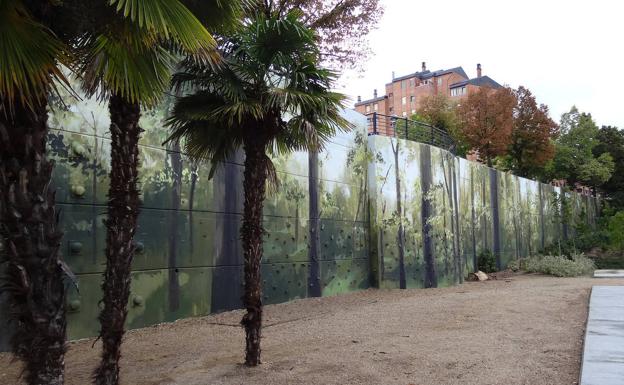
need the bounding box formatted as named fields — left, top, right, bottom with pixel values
left=366, top=112, right=456, bottom=153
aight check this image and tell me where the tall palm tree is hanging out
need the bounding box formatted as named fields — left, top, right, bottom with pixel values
left=75, top=1, right=242, bottom=383
left=0, top=1, right=76, bottom=383
left=166, top=9, right=350, bottom=366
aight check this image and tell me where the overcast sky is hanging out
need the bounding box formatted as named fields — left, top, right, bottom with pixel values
left=339, top=0, right=623, bottom=128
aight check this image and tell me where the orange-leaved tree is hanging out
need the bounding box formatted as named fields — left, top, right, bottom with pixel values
left=504, top=86, right=559, bottom=178
left=457, top=87, right=516, bottom=166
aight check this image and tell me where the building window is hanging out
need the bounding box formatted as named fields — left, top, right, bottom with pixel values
left=438, top=78, right=443, bottom=85
left=365, top=105, right=371, bottom=113
left=402, top=111, right=407, bottom=117
left=389, top=107, right=393, bottom=113
left=388, top=93, right=393, bottom=98
left=373, top=103, right=378, bottom=111
left=401, top=80, right=407, bottom=89
left=451, top=87, right=467, bottom=96
left=402, top=96, right=406, bottom=105
left=410, top=95, right=415, bottom=103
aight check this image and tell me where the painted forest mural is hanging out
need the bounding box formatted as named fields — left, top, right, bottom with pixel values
left=368, top=135, right=599, bottom=289
left=0, top=84, right=598, bottom=347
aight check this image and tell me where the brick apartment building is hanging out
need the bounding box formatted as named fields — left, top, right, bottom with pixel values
left=354, top=62, right=502, bottom=118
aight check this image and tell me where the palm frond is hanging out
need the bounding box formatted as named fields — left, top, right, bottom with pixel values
left=80, top=30, right=174, bottom=106
left=168, top=9, right=352, bottom=181
left=0, top=0, right=69, bottom=113
left=109, top=0, right=217, bottom=57
left=183, top=0, right=249, bottom=34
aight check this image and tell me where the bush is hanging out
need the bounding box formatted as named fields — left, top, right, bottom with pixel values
left=508, top=254, right=595, bottom=277
left=607, top=211, right=624, bottom=251
left=477, top=250, right=497, bottom=273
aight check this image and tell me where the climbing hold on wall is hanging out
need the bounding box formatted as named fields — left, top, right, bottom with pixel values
left=71, top=185, right=86, bottom=197
left=71, top=142, right=87, bottom=157
left=68, top=299, right=81, bottom=311
left=133, top=296, right=144, bottom=306
left=69, top=241, right=82, bottom=254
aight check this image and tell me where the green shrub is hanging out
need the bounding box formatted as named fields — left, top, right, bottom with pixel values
left=608, top=211, right=624, bottom=251
left=509, top=253, right=595, bottom=277
left=477, top=249, right=497, bottom=273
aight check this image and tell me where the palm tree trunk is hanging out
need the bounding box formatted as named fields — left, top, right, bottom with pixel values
left=241, top=137, right=268, bottom=366
left=0, top=101, right=67, bottom=385
left=94, top=94, right=142, bottom=385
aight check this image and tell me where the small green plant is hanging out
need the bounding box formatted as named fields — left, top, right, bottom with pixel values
left=509, top=253, right=595, bottom=277
left=607, top=211, right=624, bottom=251
left=477, top=249, right=497, bottom=273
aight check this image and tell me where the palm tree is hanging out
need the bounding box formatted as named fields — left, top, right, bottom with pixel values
left=75, top=1, right=242, bottom=383
left=0, top=1, right=76, bottom=383
left=166, top=9, right=350, bottom=366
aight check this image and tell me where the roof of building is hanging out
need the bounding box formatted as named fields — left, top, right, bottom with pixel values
left=387, top=66, right=469, bottom=85
left=354, top=95, right=387, bottom=106
left=449, top=75, right=502, bottom=89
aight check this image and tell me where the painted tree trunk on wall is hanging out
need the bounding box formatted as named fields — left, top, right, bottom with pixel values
left=212, top=152, right=243, bottom=312
left=451, top=158, right=462, bottom=282
left=240, top=137, right=268, bottom=367
left=95, top=94, right=142, bottom=385
left=441, top=154, right=460, bottom=284
left=539, top=183, right=545, bottom=251
left=420, top=145, right=437, bottom=288
left=378, top=203, right=385, bottom=282
left=188, top=161, right=198, bottom=255
left=308, top=150, right=322, bottom=297
left=489, top=169, right=501, bottom=270
left=511, top=177, right=520, bottom=260
left=167, top=140, right=183, bottom=312
left=562, top=193, right=569, bottom=241
left=470, top=165, right=478, bottom=271
left=481, top=172, right=488, bottom=250
left=391, top=140, right=406, bottom=289
left=441, top=189, right=450, bottom=277
left=0, top=102, right=67, bottom=385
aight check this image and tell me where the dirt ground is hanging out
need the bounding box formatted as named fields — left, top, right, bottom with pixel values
left=2, top=274, right=623, bottom=385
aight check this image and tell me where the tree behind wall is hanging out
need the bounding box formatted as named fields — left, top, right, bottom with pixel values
left=504, top=86, right=558, bottom=179
left=415, top=94, right=467, bottom=156
left=457, top=87, right=516, bottom=166
left=546, top=107, right=614, bottom=195
left=273, top=0, right=384, bottom=70
left=594, top=126, right=624, bottom=209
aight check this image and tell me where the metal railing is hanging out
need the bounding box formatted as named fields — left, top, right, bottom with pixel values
left=366, top=113, right=456, bottom=153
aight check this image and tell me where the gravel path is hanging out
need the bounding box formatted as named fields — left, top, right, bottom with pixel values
left=2, top=274, right=622, bottom=385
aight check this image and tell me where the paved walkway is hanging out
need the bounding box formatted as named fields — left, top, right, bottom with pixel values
left=580, top=286, right=624, bottom=385
left=594, top=270, right=624, bottom=278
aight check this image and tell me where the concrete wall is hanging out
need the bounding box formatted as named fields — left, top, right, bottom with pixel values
left=0, top=92, right=597, bottom=348
left=367, top=135, right=598, bottom=288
